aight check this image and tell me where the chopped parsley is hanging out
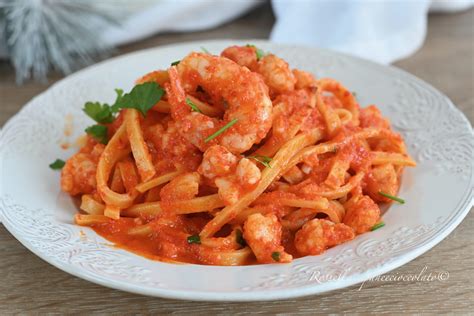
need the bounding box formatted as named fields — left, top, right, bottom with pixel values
left=246, top=44, right=265, bottom=61
left=85, top=124, right=108, bottom=144
left=371, top=222, right=385, bottom=231
left=235, top=229, right=247, bottom=247
left=53, top=83, right=164, bottom=168
left=248, top=155, right=272, bottom=168
left=83, top=82, right=163, bottom=125
left=379, top=191, right=405, bottom=204
left=185, top=97, right=202, bottom=113
left=171, top=60, right=180, bottom=66
left=204, top=118, right=238, bottom=143
left=187, top=234, right=201, bottom=244
left=112, top=82, right=164, bottom=116
left=271, top=251, right=281, bottom=262
left=83, top=102, right=115, bottom=124
left=49, top=159, right=65, bottom=170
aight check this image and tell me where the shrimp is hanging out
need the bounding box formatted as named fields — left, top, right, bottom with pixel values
left=221, top=46, right=296, bottom=97
left=272, top=89, right=315, bottom=141
left=166, top=52, right=272, bottom=154
left=243, top=213, right=292, bottom=263
left=256, top=54, right=296, bottom=97
left=293, top=69, right=317, bottom=90
left=197, top=145, right=260, bottom=204
left=198, top=145, right=237, bottom=179
left=294, top=219, right=355, bottom=256
left=200, top=153, right=261, bottom=205
left=160, top=172, right=201, bottom=212
left=221, top=45, right=258, bottom=70
left=61, top=139, right=104, bottom=196
left=236, top=158, right=261, bottom=186
left=343, top=194, right=381, bottom=234
left=146, top=120, right=202, bottom=171
left=214, top=177, right=240, bottom=205
left=365, top=164, right=399, bottom=203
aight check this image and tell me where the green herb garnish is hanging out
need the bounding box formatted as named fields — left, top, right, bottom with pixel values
left=114, top=88, right=124, bottom=102
left=204, top=118, right=238, bottom=143
left=82, top=83, right=163, bottom=147
left=112, top=82, right=164, bottom=116
left=248, top=155, right=272, bottom=168
left=171, top=60, right=180, bottom=66
left=379, top=191, right=405, bottom=204
left=246, top=44, right=265, bottom=61
left=85, top=124, right=108, bottom=144
left=271, top=251, right=281, bottom=262
left=187, top=234, right=201, bottom=244
left=185, top=97, right=202, bottom=113
left=82, top=83, right=162, bottom=127
left=201, top=47, right=211, bottom=54
left=83, top=102, right=115, bottom=124
left=235, top=229, right=246, bottom=247
left=49, top=159, right=65, bottom=170
left=82, top=89, right=123, bottom=124
left=371, top=222, right=385, bottom=231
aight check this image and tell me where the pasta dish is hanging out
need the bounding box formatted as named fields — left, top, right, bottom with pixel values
left=56, top=45, right=416, bottom=265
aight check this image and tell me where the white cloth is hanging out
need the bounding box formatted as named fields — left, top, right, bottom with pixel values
left=1, top=0, right=472, bottom=64
left=101, top=0, right=260, bottom=46
left=102, top=0, right=473, bottom=64
left=270, top=0, right=473, bottom=64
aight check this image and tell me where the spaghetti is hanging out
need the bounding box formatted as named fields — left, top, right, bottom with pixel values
left=60, top=45, right=416, bottom=265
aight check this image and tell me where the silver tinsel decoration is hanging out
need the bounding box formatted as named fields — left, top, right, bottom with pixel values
left=0, top=0, right=124, bottom=83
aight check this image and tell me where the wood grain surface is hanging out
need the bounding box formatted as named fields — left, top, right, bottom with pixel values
left=1, top=3, right=473, bottom=314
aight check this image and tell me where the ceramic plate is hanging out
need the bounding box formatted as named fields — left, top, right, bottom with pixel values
left=1, top=40, right=472, bottom=301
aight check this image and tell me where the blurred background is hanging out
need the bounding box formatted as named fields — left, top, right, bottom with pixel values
left=0, top=0, right=473, bottom=125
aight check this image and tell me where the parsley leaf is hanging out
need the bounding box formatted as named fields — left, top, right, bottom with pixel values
left=246, top=44, right=265, bottom=61
left=256, top=48, right=265, bottom=61
left=271, top=251, right=281, bottom=262
left=171, top=60, right=180, bottom=66
left=49, top=159, right=65, bottom=170
left=187, top=234, right=201, bottom=244
left=83, top=102, right=115, bottom=124
left=82, top=83, right=163, bottom=145
left=83, top=83, right=162, bottom=120
left=235, top=229, right=247, bottom=247
left=113, top=82, right=164, bottom=116
left=83, top=89, right=124, bottom=124
left=114, top=88, right=124, bottom=102
left=85, top=124, right=108, bottom=144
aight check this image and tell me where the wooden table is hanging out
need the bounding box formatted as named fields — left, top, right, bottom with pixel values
left=1, top=4, right=473, bottom=314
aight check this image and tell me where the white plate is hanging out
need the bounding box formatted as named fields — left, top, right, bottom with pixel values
left=0, top=40, right=472, bottom=301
